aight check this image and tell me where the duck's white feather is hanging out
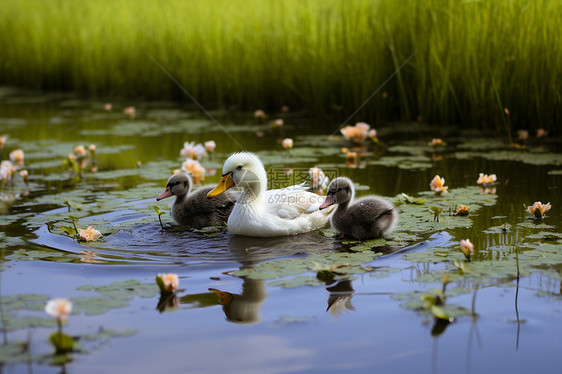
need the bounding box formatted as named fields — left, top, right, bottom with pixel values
left=219, top=153, right=333, bottom=237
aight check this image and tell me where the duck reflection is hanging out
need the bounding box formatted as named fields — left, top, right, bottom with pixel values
left=325, top=280, right=355, bottom=317
left=209, top=277, right=267, bottom=324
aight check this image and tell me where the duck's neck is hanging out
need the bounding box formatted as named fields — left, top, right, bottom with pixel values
left=237, top=171, right=267, bottom=206
left=334, top=200, right=349, bottom=215
left=174, top=193, right=188, bottom=206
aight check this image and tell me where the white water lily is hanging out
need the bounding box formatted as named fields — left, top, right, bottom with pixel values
left=45, top=298, right=72, bottom=321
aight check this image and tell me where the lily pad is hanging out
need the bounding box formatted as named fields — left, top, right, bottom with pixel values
left=234, top=251, right=378, bottom=286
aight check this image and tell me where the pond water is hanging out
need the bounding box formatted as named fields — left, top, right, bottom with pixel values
left=1, top=87, right=561, bottom=373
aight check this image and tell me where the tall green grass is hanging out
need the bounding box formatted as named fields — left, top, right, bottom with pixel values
left=1, top=0, right=561, bottom=132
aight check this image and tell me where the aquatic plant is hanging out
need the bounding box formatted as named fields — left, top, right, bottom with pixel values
left=9, top=149, right=24, bottom=165
left=180, top=141, right=206, bottom=160
left=454, top=205, right=470, bottom=216
left=123, top=106, right=136, bottom=118
left=204, top=140, right=216, bottom=153
left=0, top=160, right=15, bottom=184
left=45, top=298, right=75, bottom=353
left=309, top=167, right=329, bottom=191
left=526, top=201, right=551, bottom=219
left=476, top=173, right=497, bottom=186
left=153, top=205, right=166, bottom=229
left=459, top=239, right=474, bottom=261
left=282, top=138, right=293, bottom=150
left=181, top=158, right=205, bottom=181
left=77, top=227, right=101, bottom=242
left=428, top=138, right=446, bottom=147
left=429, top=175, right=448, bottom=195
left=340, top=122, right=372, bottom=143
left=155, top=273, right=179, bottom=293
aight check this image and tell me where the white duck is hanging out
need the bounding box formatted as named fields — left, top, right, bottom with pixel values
left=207, top=152, right=333, bottom=237
left=319, top=177, right=398, bottom=240
left=156, top=173, right=236, bottom=229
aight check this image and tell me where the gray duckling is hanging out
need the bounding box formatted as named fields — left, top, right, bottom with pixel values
left=319, top=177, right=398, bottom=240
left=156, top=173, right=236, bottom=229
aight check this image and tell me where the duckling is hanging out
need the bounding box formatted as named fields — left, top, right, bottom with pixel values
left=319, top=177, right=398, bottom=240
left=156, top=173, right=236, bottom=229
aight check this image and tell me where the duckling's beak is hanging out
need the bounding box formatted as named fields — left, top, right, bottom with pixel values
left=319, top=194, right=335, bottom=210
left=156, top=187, right=172, bottom=201
left=207, top=173, right=235, bottom=198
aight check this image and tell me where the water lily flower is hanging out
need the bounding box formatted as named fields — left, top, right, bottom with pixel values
left=123, top=106, right=136, bottom=117
left=204, top=140, right=216, bottom=153
left=45, top=298, right=72, bottom=322
left=180, top=141, right=206, bottom=160
left=309, top=167, right=329, bottom=190
left=156, top=273, right=179, bottom=293
left=88, top=144, right=96, bottom=153
left=282, top=138, right=293, bottom=149
left=182, top=158, right=205, bottom=180
left=428, top=138, right=445, bottom=147
left=281, top=105, right=290, bottom=112
left=430, top=175, right=448, bottom=194
left=340, top=122, right=372, bottom=143
left=0, top=161, right=15, bottom=183
left=527, top=201, right=551, bottom=218
left=73, top=145, right=87, bottom=157
left=78, top=226, right=101, bottom=241
left=454, top=205, right=470, bottom=216
left=476, top=173, right=497, bottom=185
left=536, top=128, right=548, bottom=138
left=9, top=149, right=24, bottom=165
left=368, top=129, right=377, bottom=139
left=346, top=151, right=358, bottom=162
left=103, top=103, right=112, bottom=111
left=254, top=110, right=266, bottom=119
left=273, top=119, right=284, bottom=128
left=459, top=239, right=474, bottom=260
left=0, top=135, right=7, bottom=148
left=19, top=169, right=29, bottom=183
left=517, top=130, right=529, bottom=140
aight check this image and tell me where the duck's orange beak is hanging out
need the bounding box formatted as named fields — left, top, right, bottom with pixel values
left=207, top=173, right=235, bottom=198
left=209, top=288, right=233, bottom=306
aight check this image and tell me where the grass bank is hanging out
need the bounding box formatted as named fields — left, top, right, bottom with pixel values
left=1, top=0, right=561, bottom=132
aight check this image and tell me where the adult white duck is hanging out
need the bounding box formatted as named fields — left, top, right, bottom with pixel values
left=207, top=152, right=333, bottom=237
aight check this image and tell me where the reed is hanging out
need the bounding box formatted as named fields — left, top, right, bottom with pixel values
left=1, top=0, right=560, bottom=132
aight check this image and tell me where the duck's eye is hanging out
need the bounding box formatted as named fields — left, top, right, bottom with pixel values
left=236, top=165, right=242, bottom=170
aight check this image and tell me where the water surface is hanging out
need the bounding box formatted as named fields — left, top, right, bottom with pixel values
left=1, top=88, right=561, bottom=373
